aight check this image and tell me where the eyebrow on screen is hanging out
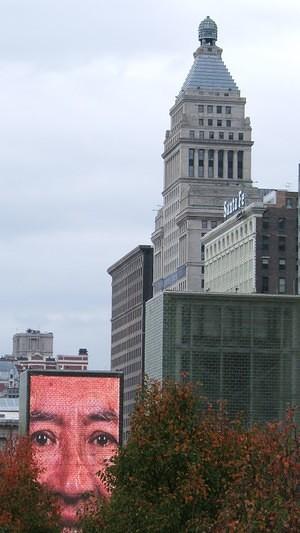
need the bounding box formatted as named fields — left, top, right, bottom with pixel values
left=30, top=410, right=64, bottom=424
left=84, top=410, right=118, bottom=424
left=30, top=409, right=118, bottom=425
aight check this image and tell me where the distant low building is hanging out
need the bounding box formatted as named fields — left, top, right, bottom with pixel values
left=57, top=349, right=88, bottom=371
left=0, top=398, right=19, bottom=448
left=1, top=329, right=90, bottom=394
left=0, top=360, right=19, bottom=398
left=13, top=329, right=53, bottom=360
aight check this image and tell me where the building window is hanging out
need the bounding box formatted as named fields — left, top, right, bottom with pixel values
left=218, top=150, right=224, bottom=178
left=208, top=118, right=213, bottom=126
left=262, top=219, right=269, bottom=230
left=217, top=105, right=222, bottom=114
left=278, top=217, right=285, bottom=231
left=225, top=106, right=232, bottom=114
left=198, top=149, right=204, bottom=177
left=262, top=276, right=269, bottom=293
left=261, top=258, right=269, bottom=269
left=278, top=236, right=286, bottom=252
left=198, top=105, right=204, bottom=113
left=201, top=265, right=205, bottom=274
left=201, top=244, right=205, bottom=260
left=219, top=131, right=224, bottom=140
left=208, top=150, right=214, bottom=177
left=201, top=279, right=205, bottom=289
left=229, top=132, right=234, bottom=140
left=226, top=119, right=231, bottom=127
left=199, top=131, right=204, bottom=139
left=286, top=198, right=294, bottom=208
left=207, top=105, right=213, bottom=113
left=279, top=277, right=286, bottom=294
left=209, top=131, right=214, bottom=139
left=262, top=235, right=269, bottom=252
left=238, top=132, right=244, bottom=141
left=202, top=219, right=208, bottom=229
left=188, top=148, right=195, bottom=177
left=217, top=119, right=222, bottom=127
left=238, top=150, right=243, bottom=179
left=211, top=220, right=217, bottom=228
left=189, top=130, right=195, bottom=138
left=227, top=150, right=233, bottom=179
left=279, top=258, right=286, bottom=270
left=199, top=118, right=204, bottom=126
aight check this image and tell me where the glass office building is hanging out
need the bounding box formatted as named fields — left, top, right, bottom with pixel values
left=145, top=292, right=300, bottom=425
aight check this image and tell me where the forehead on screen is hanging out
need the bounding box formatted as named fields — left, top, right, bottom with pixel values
left=29, top=375, right=120, bottom=413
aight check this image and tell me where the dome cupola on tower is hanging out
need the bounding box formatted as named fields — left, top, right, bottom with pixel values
left=180, top=15, right=238, bottom=93
left=198, top=16, right=218, bottom=45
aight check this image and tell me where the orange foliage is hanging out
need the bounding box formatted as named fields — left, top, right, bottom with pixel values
left=80, top=380, right=300, bottom=533
left=0, top=437, right=60, bottom=532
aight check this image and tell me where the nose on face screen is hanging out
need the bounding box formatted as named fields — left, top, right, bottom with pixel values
left=27, top=373, right=121, bottom=529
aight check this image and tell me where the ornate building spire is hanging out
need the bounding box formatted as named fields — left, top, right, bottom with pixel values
left=198, top=16, right=218, bottom=45
left=180, top=16, right=238, bottom=93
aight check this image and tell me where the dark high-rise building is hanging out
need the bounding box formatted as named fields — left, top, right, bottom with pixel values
left=108, top=245, right=153, bottom=439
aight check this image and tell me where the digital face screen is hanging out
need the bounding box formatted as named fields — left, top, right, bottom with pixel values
left=28, top=373, right=122, bottom=529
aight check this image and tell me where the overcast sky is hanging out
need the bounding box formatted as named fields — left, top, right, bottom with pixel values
left=0, top=0, right=299, bottom=368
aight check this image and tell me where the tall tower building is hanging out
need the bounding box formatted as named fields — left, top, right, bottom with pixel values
left=152, top=16, right=261, bottom=295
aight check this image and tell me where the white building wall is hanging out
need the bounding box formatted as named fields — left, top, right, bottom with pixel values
left=204, top=209, right=262, bottom=293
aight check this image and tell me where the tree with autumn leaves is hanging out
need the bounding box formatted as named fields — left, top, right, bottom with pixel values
left=80, top=380, right=300, bottom=533
left=1, top=381, right=300, bottom=531
left=0, top=437, right=60, bottom=533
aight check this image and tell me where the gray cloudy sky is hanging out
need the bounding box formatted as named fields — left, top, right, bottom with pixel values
left=0, top=0, right=299, bottom=368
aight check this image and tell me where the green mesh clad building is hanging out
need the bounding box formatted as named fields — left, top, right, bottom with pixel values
left=145, top=292, right=300, bottom=424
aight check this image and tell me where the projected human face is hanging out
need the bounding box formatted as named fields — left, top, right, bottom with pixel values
left=29, top=375, right=120, bottom=528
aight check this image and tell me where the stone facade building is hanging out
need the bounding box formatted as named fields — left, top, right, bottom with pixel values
left=13, top=329, right=53, bottom=360
left=203, top=190, right=298, bottom=294
left=152, top=16, right=262, bottom=296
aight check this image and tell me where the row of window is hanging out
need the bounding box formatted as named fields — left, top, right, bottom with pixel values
left=207, top=240, right=253, bottom=262
left=206, top=223, right=254, bottom=258
left=110, top=257, right=143, bottom=283
left=124, top=374, right=141, bottom=388
left=198, top=118, right=234, bottom=128
left=262, top=277, right=287, bottom=294
left=261, top=258, right=287, bottom=270
left=262, top=217, right=286, bottom=231
left=262, top=235, right=286, bottom=252
left=111, top=308, right=142, bottom=332
left=112, top=347, right=141, bottom=368
left=202, top=219, right=217, bottom=229
left=198, top=104, right=232, bottom=114
left=189, top=129, right=244, bottom=141
left=111, top=334, right=142, bottom=356
left=112, top=294, right=143, bottom=317
left=189, top=148, right=243, bottom=179
left=111, top=319, right=142, bottom=343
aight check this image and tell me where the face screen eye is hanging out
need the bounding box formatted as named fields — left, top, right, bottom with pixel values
left=32, top=431, right=52, bottom=446
left=95, top=434, right=109, bottom=446
left=90, top=433, right=117, bottom=447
